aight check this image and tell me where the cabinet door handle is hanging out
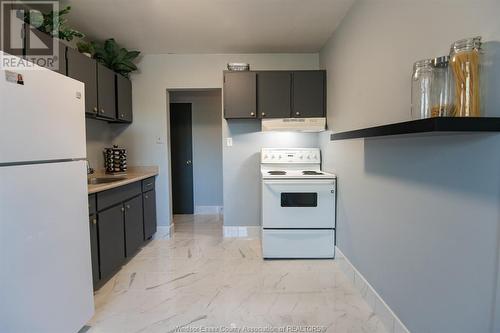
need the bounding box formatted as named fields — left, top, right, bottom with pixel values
left=261, top=112, right=266, bottom=117
left=145, top=183, right=153, bottom=187
left=121, top=113, right=125, bottom=118
left=92, top=218, right=97, bottom=225
left=295, top=111, right=300, bottom=116
left=121, top=207, right=125, bottom=212
left=100, top=109, right=105, bottom=114
left=250, top=112, right=255, bottom=116
left=93, top=107, right=98, bottom=113
left=126, top=204, right=131, bottom=209
left=145, top=195, right=149, bottom=199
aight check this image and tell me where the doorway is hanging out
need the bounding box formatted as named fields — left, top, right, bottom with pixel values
left=169, top=103, right=194, bottom=214
left=168, top=89, right=223, bottom=217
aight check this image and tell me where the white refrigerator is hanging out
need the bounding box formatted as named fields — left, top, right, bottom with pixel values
left=0, top=53, right=95, bottom=332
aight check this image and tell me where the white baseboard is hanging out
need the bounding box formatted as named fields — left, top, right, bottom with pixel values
left=194, top=206, right=223, bottom=215
left=335, top=246, right=410, bottom=333
left=223, top=226, right=260, bottom=238
left=153, top=224, right=174, bottom=240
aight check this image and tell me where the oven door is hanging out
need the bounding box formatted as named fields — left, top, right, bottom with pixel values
left=262, top=179, right=336, bottom=229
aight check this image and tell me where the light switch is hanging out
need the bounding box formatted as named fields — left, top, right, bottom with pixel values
left=226, top=138, right=233, bottom=147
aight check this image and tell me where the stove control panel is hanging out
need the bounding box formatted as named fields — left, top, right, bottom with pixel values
left=261, top=148, right=321, bottom=164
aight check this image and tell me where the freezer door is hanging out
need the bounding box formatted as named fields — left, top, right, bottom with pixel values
left=0, top=53, right=86, bottom=164
left=0, top=161, right=94, bottom=333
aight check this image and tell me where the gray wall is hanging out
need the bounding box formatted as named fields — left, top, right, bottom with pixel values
left=319, top=0, right=500, bottom=332
left=169, top=90, right=223, bottom=208
left=85, top=118, right=114, bottom=170
left=223, top=124, right=319, bottom=226
left=113, top=53, right=320, bottom=226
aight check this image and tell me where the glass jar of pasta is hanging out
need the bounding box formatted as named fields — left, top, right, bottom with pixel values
left=449, top=36, right=483, bottom=117
left=411, top=59, right=433, bottom=119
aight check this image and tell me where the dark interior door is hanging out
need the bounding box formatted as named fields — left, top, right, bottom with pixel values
left=170, top=103, right=194, bottom=214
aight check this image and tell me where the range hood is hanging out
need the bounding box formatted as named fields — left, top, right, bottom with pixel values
left=261, top=118, right=326, bottom=132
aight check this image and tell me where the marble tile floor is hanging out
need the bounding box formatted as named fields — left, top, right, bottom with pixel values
left=86, top=214, right=387, bottom=333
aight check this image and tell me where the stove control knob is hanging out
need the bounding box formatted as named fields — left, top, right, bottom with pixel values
left=306, top=155, right=311, bottom=159
left=299, top=155, right=303, bottom=159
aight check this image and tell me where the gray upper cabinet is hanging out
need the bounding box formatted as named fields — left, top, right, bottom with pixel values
left=67, top=48, right=98, bottom=116
left=224, top=70, right=326, bottom=119
left=224, top=71, right=257, bottom=119
left=116, top=74, right=133, bottom=122
left=292, top=71, right=326, bottom=118
left=257, top=72, right=292, bottom=118
left=97, top=64, right=116, bottom=120
left=25, top=36, right=67, bottom=76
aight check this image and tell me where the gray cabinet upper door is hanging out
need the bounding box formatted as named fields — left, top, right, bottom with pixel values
left=292, top=71, right=326, bottom=118
left=116, top=74, right=133, bottom=122
left=258, top=72, right=292, bottom=118
left=224, top=72, right=257, bottom=119
left=124, top=196, right=144, bottom=257
left=97, top=204, right=125, bottom=280
left=89, top=214, right=100, bottom=287
left=25, top=36, right=67, bottom=75
left=67, top=48, right=98, bottom=116
left=97, top=64, right=116, bottom=120
left=143, top=189, right=157, bottom=240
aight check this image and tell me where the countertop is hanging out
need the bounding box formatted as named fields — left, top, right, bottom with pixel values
left=87, top=166, right=159, bottom=194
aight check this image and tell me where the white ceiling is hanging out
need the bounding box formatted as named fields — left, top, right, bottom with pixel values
left=62, top=0, right=354, bottom=54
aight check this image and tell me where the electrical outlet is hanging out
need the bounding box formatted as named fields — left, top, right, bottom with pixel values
left=226, top=138, right=233, bottom=147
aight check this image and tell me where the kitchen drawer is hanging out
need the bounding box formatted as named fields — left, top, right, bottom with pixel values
left=97, top=182, right=141, bottom=211
left=142, top=177, right=155, bottom=192
left=88, top=194, right=96, bottom=215
left=262, top=229, right=335, bottom=259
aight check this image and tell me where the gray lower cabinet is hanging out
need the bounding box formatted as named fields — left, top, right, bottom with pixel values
left=89, top=178, right=157, bottom=289
left=257, top=72, right=292, bottom=118
left=223, top=71, right=257, bottom=119
left=124, top=196, right=144, bottom=257
left=97, top=64, right=116, bottom=120
left=89, top=214, right=100, bottom=286
left=143, top=189, right=157, bottom=240
left=292, top=71, right=326, bottom=118
left=67, top=48, right=98, bottom=117
left=116, top=74, right=133, bottom=122
left=98, top=204, right=126, bottom=280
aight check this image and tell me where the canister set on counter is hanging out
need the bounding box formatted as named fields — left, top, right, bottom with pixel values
left=103, top=145, right=127, bottom=174
left=411, top=36, right=483, bottom=119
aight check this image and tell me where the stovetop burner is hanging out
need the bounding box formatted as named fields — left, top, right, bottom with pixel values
left=302, top=171, right=324, bottom=175
left=268, top=171, right=287, bottom=175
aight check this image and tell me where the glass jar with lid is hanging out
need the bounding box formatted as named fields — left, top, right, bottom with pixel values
left=411, top=59, right=433, bottom=119
left=449, top=36, right=483, bottom=117
left=430, top=56, right=454, bottom=117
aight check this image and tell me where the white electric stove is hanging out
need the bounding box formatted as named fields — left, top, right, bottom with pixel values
left=261, top=148, right=336, bottom=259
